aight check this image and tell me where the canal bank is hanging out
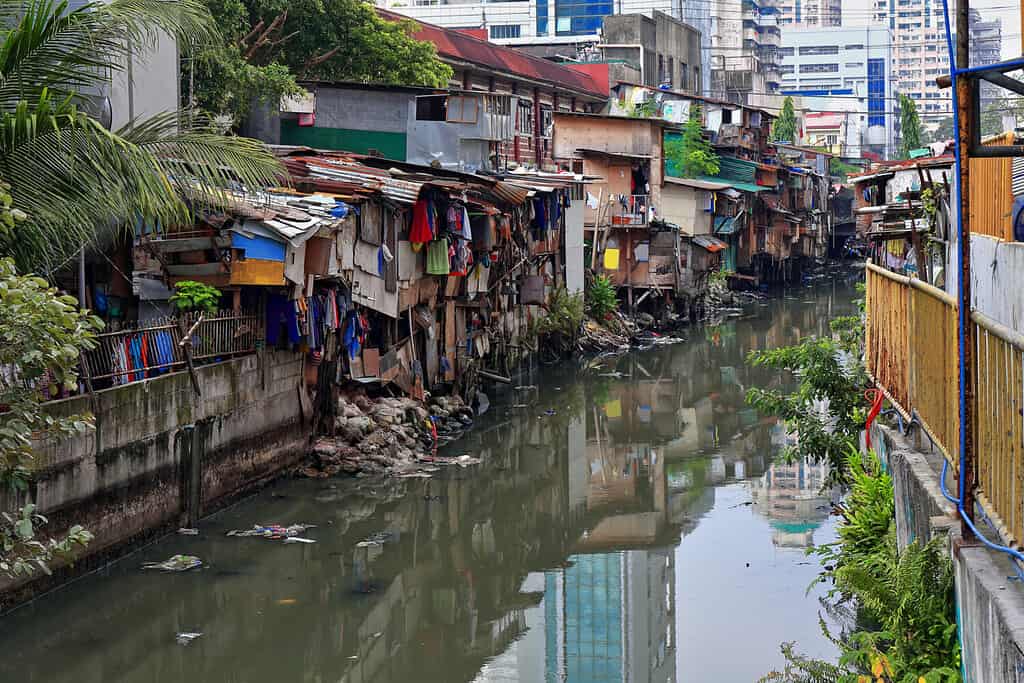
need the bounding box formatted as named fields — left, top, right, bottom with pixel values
left=0, top=274, right=861, bottom=681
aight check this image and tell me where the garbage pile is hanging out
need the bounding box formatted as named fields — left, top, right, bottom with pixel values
left=226, top=524, right=316, bottom=543
left=300, top=391, right=477, bottom=478
left=141, top=554, right=202, bottom=572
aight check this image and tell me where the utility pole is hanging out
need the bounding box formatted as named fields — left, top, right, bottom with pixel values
left=955, top=0, right=976, bottom=539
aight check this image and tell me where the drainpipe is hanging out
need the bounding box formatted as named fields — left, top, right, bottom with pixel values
left=533, top=87, right=541, bottom=167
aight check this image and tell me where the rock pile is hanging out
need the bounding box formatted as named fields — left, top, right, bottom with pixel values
left=300, top=391, right=476, bottom=478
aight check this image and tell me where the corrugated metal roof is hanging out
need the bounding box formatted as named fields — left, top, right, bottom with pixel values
left=665, top=177, right=732, bottom=191
left=693, top=235, right=729, bottom=252
left=381, top=10, right=606, bottom=99
left=300, top=158, right=424, bottom=204
left=696, top=176, right=769, bottom=193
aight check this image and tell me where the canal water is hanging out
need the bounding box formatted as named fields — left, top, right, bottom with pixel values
left=0, top=271, right=861, bottom=683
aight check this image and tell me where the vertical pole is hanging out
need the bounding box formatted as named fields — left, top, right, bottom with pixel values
left=956, top=0, right=976, bottom=538
left=78, top=247, right=86, bottom=309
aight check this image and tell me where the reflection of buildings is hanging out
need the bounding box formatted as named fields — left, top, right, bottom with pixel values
left=750, top=459, right=833, bottom=548
left=541, top=549, right=675, bottom=683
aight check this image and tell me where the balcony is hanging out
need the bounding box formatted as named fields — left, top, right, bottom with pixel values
left=712, top=69, right=757, bottom=93
left=610, top=195, right=650, bottom=227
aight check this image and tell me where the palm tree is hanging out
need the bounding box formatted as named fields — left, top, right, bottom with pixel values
left=0, top=0, right=285, bottom=273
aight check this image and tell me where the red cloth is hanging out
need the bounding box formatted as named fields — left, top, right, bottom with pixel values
left=410, top=199, right=433, bottom=244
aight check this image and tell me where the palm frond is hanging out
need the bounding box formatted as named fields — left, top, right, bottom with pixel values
left=117, top=111, right=286, bottom=207
left=0, top=100, right=284, bottom=271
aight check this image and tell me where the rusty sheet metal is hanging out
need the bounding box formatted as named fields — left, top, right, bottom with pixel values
left=969, top=131, right=1016, bottom=241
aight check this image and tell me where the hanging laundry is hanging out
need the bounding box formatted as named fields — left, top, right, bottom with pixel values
left=426, top=239, right=450, bottom=275
left=461, top=206, right=473, bottom=241
left=410, top=198, right=434, bottom=244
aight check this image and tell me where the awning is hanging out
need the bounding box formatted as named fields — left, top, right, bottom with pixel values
left=714, top=215, right=741, bottom=235
left=665, top=176, right=732, bottom=191
left=693, top=235, right=729, bottom=252
left=697, top=177, right=770, bottom=193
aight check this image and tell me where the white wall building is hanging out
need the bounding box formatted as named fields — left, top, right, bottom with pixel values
left=841, top=0, right=952, bottom=121
left=779, top=25, right=895, bottom=158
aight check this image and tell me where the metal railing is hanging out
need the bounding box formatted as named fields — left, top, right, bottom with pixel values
left=609, top=195, right=649, bottom=227
left=80, top=310, right=262, bottom=387
left=867, top=262, right=1024, bottom=545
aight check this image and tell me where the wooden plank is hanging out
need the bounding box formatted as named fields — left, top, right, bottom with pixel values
left=229, top=259, right=286, bottom=286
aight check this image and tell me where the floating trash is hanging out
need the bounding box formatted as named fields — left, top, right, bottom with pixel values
left=176, top=632, right=202, bottom=646
left=226, top=524, right=316, bottom=541
left=177, top=528, right=199, bottom=536
left=282, top=537, right=317, bottom=544
left=142, top=555, right=202, bottom=572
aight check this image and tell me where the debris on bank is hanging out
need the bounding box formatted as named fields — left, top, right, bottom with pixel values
left=299, top=391, right=476, bottom=478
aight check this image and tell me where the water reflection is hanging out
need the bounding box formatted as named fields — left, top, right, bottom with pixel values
left=0, top=274, right=859, bottom=683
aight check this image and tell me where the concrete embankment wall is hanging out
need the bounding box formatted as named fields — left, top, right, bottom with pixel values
left=0, top=350, right=307, bottom=611
left=871, top=423, right=1024, bottom=682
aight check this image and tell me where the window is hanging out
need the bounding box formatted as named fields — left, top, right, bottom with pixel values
left=517, top=101, right=534, bottom=135
left=667, top=57, right=674, bottom=87
left=722, top=108, right=733, bottom=124
left=825, top=134, right=839, bottom=145
left=539, top=106, right=553, bottom=138
left=489, top=24, right=521, bottom=39
left=844, top=43, right=865, bottom=50
left=799, top=63, right=839, bottom=73
left=778, top=46, right=795, bottom=56
left=484, top=94, right=511, bottom=116
left=415, top=95, right=446, bottom=121
left=658, top=54, right=665, bottom=84
left=446, top=95, right=479, bottom=123
left=845, top=62, right=864, bottom=68
left=799, top=45, right=839, bottom=55
left=779, top=64, right=795, bottom=74
left=680, top=62, right=689, bottom=90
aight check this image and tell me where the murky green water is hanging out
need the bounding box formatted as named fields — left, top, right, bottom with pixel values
left=0, top=271, right=861, bottom=683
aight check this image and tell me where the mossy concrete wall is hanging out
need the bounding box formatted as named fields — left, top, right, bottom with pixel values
left=870, top=423, right=1024, bottom=682
left=0, top=349, right=306, bottom=611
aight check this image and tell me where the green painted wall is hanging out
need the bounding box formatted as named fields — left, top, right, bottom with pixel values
left=280, top=121, right=407, bottom=160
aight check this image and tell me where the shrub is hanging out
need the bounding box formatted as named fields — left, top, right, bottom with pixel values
left=586, top=275, right=618, bottom=320
left=169, top=280, right=221, bottom=315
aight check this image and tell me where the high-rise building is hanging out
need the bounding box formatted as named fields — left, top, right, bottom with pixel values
left=777, top=0, right=842, bottom=27
left=970, top=9, right=1003, bottom=108
left=843, top=0, right=950, bottom=120
left=779, top=25, right=896, bottom=157
left=708, top=0, right=782, bottom=103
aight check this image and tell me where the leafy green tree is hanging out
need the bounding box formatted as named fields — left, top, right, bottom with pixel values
left=899, top=94, right=923, bottom=159
left=771, top=95, right=798, bottom=143
left=0, top=0, right=285, bottom=274
left=190, top=0, right=454, bottom=125
left=0, top=258, right=101, bottom=577
left=924, top=116, right=954, bottom=144
left=665, top=104, right=720, bottom=178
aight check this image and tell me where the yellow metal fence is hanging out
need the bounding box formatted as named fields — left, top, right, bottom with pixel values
left=867, top=262, right=1024, bottom=545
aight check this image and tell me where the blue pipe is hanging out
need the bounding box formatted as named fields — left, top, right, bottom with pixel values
left=939, top=0, right=969, bottom=526
left=940, top=459, right=961, bottom=505
left=953, top=56, right=1024, bottom=77
left=939, top=0, right=1024, bottom=566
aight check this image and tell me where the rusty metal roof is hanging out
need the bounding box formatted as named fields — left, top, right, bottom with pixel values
left=380, top=10, right=607, bottom=100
